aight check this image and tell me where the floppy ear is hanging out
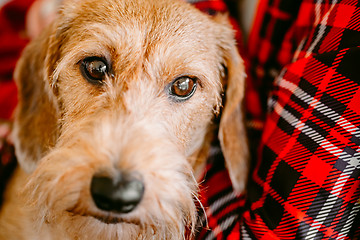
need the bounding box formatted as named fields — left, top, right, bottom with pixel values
left=13, top=23, right=61, bottom=173
left=216, top=17, right=249, bottom=194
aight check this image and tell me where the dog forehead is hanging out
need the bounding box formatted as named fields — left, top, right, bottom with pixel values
left=60, top=0, right=219, bottom=44
left=65, top=0, right=199, bottom=23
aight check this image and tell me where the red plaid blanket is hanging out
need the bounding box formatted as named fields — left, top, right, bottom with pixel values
left=242, top=0, right=360, bottom=239
left=197, top=0, right=360, bottom=239
left=1, top=0, right=360, bottom=239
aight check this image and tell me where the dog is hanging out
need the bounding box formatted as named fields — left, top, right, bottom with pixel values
left=0, top=0, right=248, bottom=239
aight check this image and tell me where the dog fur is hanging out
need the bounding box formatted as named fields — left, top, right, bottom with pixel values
left=0, top=0, right=248, bottom=239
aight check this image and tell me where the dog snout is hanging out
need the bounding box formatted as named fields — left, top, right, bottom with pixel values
left=90, top=172, right=145, bottom=214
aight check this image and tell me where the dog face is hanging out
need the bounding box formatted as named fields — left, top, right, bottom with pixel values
left=13, top=0, right=248, bottom=238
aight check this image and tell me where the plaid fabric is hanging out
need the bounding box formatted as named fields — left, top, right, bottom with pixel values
left=198, top=0, right=360, bottom=239
left=244, top=0, right=360, bottom=239
left=196, top=145, right=246, bottom=239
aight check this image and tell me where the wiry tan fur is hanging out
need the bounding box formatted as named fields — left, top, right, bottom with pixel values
left=0, top=0, right=248, bottom=239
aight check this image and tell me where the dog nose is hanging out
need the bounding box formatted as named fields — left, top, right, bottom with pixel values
left=90, top=173, right=144, bottom=214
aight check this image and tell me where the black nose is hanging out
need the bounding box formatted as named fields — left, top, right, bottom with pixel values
left=90, top=173, right=144, bottom=214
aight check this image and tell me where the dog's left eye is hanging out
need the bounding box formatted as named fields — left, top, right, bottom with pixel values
left=80, top=57, right=109, bottom=84
left=169, top=76, right=197, bottom=101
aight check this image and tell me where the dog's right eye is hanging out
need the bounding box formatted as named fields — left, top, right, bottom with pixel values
left=80, top=57, right=109, bottom=84
left=168, top=76, right=197, bottom=102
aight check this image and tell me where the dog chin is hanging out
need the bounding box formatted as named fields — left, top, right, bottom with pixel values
left=59, top=212, right=187, bottom=240
left=38, top=210, right=149, bottom=239
left=66, top=207, right=141, bottom=225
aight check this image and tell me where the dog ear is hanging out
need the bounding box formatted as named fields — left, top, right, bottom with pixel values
left=13, top=23, right=61, bottom=173
left=215, top=16, right=249, bottom=194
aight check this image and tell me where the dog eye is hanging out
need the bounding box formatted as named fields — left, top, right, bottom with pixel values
left=80, top=57, right=109, bottom=84
left=169, top=76, right=197, bottom=101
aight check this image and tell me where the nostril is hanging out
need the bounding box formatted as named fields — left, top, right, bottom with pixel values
left=90, top=174, right=144, bottom=214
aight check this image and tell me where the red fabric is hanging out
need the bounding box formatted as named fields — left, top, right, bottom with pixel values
left=241, top=0, right=360, bottom=239
left=0, top=0, right=33, bottom=120
left=197, top=0, right=360, bottom=239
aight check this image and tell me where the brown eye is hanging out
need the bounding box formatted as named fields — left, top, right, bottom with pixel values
left=169, top=76, right=197, bottom=101
left=81, top=57, right=108, bottom=84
